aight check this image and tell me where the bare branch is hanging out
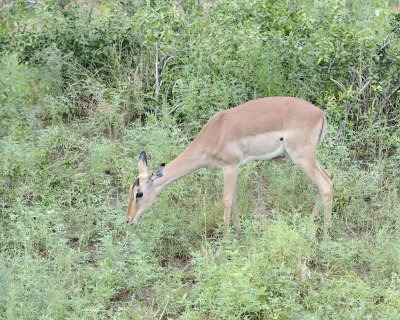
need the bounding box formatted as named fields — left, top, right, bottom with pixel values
left=155, top=41, right=160, bottom=101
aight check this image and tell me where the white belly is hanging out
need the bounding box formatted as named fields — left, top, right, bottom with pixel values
left=240, top=144, right=285, bottom=165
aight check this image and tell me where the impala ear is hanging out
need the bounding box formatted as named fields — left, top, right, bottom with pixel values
left=138, top=151, right=147, bottom=174
left=151, top=163, right=165, bottom=182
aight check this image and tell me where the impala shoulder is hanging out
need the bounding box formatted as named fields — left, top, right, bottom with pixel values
left=194, top=111, right=226, bottom=147
left=204, top=110, right=227, bottom=129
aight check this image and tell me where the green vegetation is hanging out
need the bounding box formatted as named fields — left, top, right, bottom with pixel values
left=1, top=0, right=399, bottom=318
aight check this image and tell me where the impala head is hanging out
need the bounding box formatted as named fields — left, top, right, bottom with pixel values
left=126, top=151, right=165, bottom=225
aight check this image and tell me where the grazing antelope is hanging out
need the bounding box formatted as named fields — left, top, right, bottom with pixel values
left=127, top=97, right=333, bottom=243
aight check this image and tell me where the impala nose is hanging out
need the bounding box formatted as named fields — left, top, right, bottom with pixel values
left=126, top=217, right=138, bottom=225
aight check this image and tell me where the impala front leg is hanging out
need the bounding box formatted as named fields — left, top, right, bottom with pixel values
left=219, top=165, right=238, bottom=254
left=231, top=188, right=240, bottom=238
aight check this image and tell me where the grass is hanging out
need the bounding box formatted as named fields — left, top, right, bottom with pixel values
left=1, top=113, right=399, bottom=318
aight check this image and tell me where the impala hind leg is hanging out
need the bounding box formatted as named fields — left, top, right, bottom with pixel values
left=311, top=164, right=332, bottom=219
left=289, top=154, right=333, bottom=240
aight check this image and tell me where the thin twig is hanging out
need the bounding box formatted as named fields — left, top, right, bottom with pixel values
left=161, top=54, right=173, bottom=72
left=182, top=259, right=197, bottom=271
left=169, top=102, right=184, bottom=114
left=387, top=83, right=400, bottom=100
left=155, top=41, right=160, bottom=100
left=379, top=38, right=391, bottom=52
left=158, top=298, right=169, bottom=320
left=358, top=80, right=371, bottom=95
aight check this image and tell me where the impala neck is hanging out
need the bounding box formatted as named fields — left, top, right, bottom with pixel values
left=154, top=143, right=207, bottom=191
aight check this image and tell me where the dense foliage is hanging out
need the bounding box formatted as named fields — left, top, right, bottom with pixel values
left=1, top=0, right=399, bottom=318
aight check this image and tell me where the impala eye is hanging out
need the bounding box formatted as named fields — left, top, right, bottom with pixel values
left=136, top=192, right=143, bottom=198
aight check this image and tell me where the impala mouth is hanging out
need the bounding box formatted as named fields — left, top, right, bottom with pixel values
left=127, top=216, right=139, bottom=225
left=126, top=205, right=151, bottom=225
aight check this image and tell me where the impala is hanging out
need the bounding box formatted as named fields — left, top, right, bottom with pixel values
left=126, top=97, right=333, bottom=242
